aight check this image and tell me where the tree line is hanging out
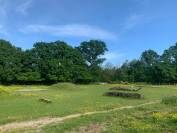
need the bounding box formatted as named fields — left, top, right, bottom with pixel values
left=0, top=39, right=176, bottom=84
left=102, top=43, right=177, bottom=84
left=0, top=39, right=107, bottom=84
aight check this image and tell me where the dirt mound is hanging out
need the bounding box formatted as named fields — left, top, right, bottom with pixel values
left=110, top=86, right=142, bottom=91
left=49, top=83, right=77, bottom=90
left=105, top=91, right=143, bottom=99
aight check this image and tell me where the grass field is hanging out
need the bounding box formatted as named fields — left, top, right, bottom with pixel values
left=0, top=83, right=177, bottom=133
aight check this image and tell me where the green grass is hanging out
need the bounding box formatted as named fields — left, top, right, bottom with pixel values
left=0, top=83, right=177, bottom=132
left=42, top=104, right=177, bottom=133
left=162, top=96, right=177, bottom=105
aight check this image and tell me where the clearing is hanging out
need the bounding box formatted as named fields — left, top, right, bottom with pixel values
left=0, top=83, right=177, bottom=133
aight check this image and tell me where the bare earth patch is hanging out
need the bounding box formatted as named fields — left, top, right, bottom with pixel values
left=0, top=101, right=160, bottom=132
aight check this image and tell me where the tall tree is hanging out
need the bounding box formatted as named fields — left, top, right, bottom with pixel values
left=162, top=43, right=177, bottom=64
left=127, top=60, right=146, bottom=82
left=0, top=40, right=22, bottom=83
left=76, top=40, right=108, bottom=81
left=16, top=50, right=42, bottom=83
left=140, top=50, right=160, bottom=82
left=161, top=43, right=177, bottom=83
left=101, top=62, right=117, bottom=82
left=31, top=41, right=90, bottom=83
left=140, top=49, right=160, bottom=66
left=76, top=40, right=108, bottom=66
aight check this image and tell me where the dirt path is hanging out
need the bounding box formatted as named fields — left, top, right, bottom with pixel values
left=0, top=100, right=160, bottom=132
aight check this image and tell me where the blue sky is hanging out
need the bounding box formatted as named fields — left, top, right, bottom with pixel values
left=0, top=0, right=177, bottom=65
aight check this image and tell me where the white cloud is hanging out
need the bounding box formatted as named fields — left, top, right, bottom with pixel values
left=20, top=24, right=117, bottom=40
left=16, top=0, right=33, bottom=15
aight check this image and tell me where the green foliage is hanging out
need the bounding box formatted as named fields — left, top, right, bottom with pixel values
left=101, top=43, right=177, bottom=84
left=77, top=40, right=108, bottom=82
left=16, top=71, right=42, bottom=82
left=0, top=38, right=177, bottom=84
left=101, top=63, right=118, bottom=82
left=76, top=40, right=108, bottom=66
left=140, top=49, right=160, bottom=66
left=0, top=39, right=106, bottom=84
left=31, top=41, right=89, bottom=83
left=0, top=39, right=23, bottom=83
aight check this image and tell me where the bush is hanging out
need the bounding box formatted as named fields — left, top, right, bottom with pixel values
left=162, top=96, right=177, bottom=105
